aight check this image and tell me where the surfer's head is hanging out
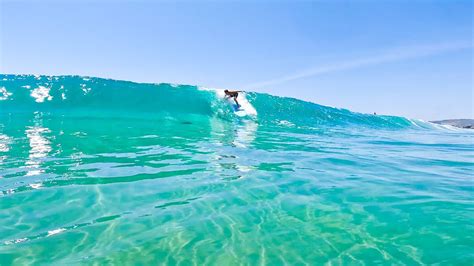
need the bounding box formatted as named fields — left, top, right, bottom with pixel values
left=224, top=89, right=228, bottom=93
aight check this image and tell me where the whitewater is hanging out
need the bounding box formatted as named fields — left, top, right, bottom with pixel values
left=0, top=75, right=473, bottom=264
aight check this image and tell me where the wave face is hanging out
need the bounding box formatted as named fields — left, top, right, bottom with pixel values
left=0, top=74, right=424, bottom=129
left=1, top=75, right=473, bottom=265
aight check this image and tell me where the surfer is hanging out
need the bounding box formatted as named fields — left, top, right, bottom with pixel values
left=224, top=89, right=242, bottom=108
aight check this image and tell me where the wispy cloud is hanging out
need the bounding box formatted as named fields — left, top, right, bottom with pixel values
left=244, top=41, right=472, bottom=89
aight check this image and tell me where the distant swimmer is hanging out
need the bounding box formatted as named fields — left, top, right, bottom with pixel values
left=224, top=89, right=242, bottom=108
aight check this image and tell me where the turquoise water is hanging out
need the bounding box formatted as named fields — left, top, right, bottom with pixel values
left=0, top=75, right=473, bottom=265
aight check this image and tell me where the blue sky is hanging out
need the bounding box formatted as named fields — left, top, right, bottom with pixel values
left=1, top=0, right=472, bottom=120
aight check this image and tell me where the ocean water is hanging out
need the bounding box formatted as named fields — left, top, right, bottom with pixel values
left=0, top=75, right=473, bottom=265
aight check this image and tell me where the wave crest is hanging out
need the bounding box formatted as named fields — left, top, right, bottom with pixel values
left=0, top=74, right=428, bottom=129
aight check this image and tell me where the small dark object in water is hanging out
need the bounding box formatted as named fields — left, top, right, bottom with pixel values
left=181, top=121, right=192, bottom=125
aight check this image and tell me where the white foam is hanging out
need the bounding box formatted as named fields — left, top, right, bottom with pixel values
left=277, top=120, right=295, bottom=127
left=29, top=183, right=42, bottom=189
left=235, top=93, right=257, bottom=116
left=410, top=118, right=469, bottom=132
left=31, top=86, right=52, bottom=103
left=4, top=238, right=27, bottom=245
left=47, top=228, right=66, bottom=237
left=197, top=86, right=214, bottom=91
left=0, top=134, right=10, bottom=152
left=80, top=84, right=91, bottom=94
left=0, top=87, right=12, bottom=100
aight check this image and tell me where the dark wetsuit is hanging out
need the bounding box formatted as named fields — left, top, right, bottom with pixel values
left=228, top=91, right=238, bottom=98
left=225, top=90, right=240, bottom=107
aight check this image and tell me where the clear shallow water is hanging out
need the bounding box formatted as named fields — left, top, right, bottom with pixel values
left=0, top=75, right=473, bottom=265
